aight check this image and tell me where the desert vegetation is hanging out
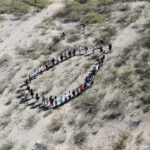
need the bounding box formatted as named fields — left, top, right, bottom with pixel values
left=0, top=0, right=50, bottom=15
left=0, top=0, right=149, bottom=149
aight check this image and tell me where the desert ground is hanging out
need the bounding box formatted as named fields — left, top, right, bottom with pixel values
left=0, top=0, right=150, bottom=150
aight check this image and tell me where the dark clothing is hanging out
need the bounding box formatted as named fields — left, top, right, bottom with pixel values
left=101, top=55, right=105, bottom=63
left=51, top=58, right=55, bottom=66
left=85, top=46, right=88, bottom=54
left=44, top=62, right=48, bottom=70
left=35, top=93, right=39, bottom=101
left=64, top=53, right=67, bottom=60
left=25, top=79, right=29, bottom=86
left=100, top=46, right=103, bottom=53
left=29, top=75, right=32, bottom=83
left=109, top=43, right=112, bottom=52
left=30, top=89, right=34, bottom=98
left=73, top=49, right=76, bottom=56
left=49, top=96, right=54, bottom=106
left=72, top=90, right=76, bottom=97
left=68, top=51, right=71, bottom=58
left=60, top=55, right=63, bottom=62
left=27, top=86, right=30, bottom=91
left=100, top=39, right=104, bottom=45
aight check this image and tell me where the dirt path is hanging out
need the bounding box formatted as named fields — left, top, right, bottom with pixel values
left=0, top=1, right=64, bottom=57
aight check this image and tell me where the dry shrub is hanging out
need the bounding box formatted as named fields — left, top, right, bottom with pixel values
left=74, top=92, right=105, bottom=116
left=142, top=30, right=150, bottom=49
left=23, top=0, right=51, bottom=9
left=47, top=118, right=63, bottom=133
left=0, top=82, right=8, bottom=94
left=103, top=26, right=117, bottom=39
left=0, top=119, right=10, bottom=129
left=83, top=12, right=105, bottom=24
left=73, top=130, right=87, bottom=145
left=0, top=54, right=11, bottom=66
left=0, top=140, right=14, bottom=150
left=67, top=34, right=81, bottom=43
left=23, top=115, right=38, bottom=130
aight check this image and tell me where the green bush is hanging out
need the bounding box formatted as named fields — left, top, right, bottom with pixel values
left=83, top=12, right=104, bottom=24
left=23, top=0, right=50, bottom=9
left=142, top=30, right=150, bottom=48
left=0, top=0, right=9, bottom=14
left=9, top=1, right=30, bottom=15
left=58, top=0, right=105, bottom=24
left=104, top=26, right=117, bottom=38
left=0, top=0, right=50, bottom=15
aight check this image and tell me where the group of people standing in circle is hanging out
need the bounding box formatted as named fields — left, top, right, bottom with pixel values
left=22, top=41, right=112, bottom=109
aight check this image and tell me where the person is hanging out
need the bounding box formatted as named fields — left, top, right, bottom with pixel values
left=51, top=58, right=55, bottom=66
left=30, top=89, right=34, bottom=98
left=56, top=56, right=60, bottom=64
left=64, top=93, right=68, bottom=101
left=25, top=79, right=29, bottom=86
left=68, top=50, right=71, bottom=58
left=29, top=75, right=32, bottom=83
left=35, top=93, right=39, bottom=102
left=95, top=63, right=100, bottom=72
left=79, top=46, right=82, bottom=55
left=61, top=32, right=65, bottom=39
left=54, top=96, right=57, bottom=106
left=85, top=46, right=88, bottom=54
left=38, top=65, right=44, bottom=74
left=100, top=39, right=104, bottom=45
left=91, top=67, right=96, bottom=76
left=49, top=96, right=54, bottom=106
left=109, top=43, right=112, bottom=53
left=68, top=91, right=72, bottom=99
left=85, top=76, right=89, bottom=83
left=42, top=97, right=46, bottom=104
left=44, top=62, right=48, bottom=70
left=100, top=45, right=103, bottom=53
left=76, top=88, right=80, bottom=96
left=79, top=84, right=85, bottom=93
left=101, top=54, right=105, bottom=64
left=73, top=49, right=76, bottom=56
left=92, top=46, right=96, bottom=54
left=60, top=54, right=63, bottom=62
left=45, top=98, right=49, bottom=105
left=72, top=89, right=76, bottom=97
left=59, top=96, right=64, bottom=104
left=64, top=52, right=68, bottom=60
left=27, top=85, right=30, bottom=91
left=31, top=69, right=37, bottom=79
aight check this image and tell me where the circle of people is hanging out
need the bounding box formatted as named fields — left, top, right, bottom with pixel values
left=22, top=41, right=112, bottom=109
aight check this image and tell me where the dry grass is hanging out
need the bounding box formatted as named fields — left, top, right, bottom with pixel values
left=142, top=30, right=150, bottom=49
left=54, top=0, right=105, bottom=24
left=47, top=118, right=63, bottom=133
left=0, top=54, right=11, bottom=66
left=0, top=82, right=8, bottom=95
left=0, top=0, right=51, bottom=15
left=0, top=140, right=14, bottom=150
left=67, top=34, right=81, bottom=43
left=23, top=115, right=39, bottom=130
left=73, top=130, right=87, bottom=145
left=74, top=92, right=105, bottom=116
left=114, top=134, right=128, bottom=150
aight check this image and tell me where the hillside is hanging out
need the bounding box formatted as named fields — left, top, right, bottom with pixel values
left=0, top=0, right=150, bottom=150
